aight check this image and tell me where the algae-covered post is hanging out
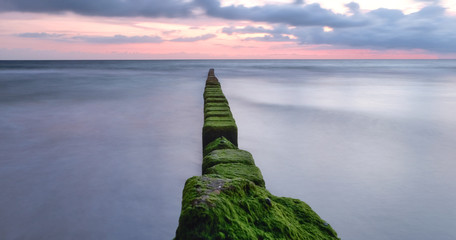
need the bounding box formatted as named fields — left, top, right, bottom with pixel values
left=202, top=68, right=238, bottom=147
left=175, top=69, right=339, bottom=240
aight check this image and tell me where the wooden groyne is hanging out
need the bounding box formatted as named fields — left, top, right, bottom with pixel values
left=175, top=69, right=339, bottom=240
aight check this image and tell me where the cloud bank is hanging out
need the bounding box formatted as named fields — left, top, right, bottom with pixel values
left=219, top=3, right=456, bottom=53
left=0, top=0, right=193, bottom=17
left=15, top=32, right=215, bottom=44
left=3, top=0, right=456, bottom=53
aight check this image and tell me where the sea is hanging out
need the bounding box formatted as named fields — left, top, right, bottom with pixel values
left=1, top=60, right=455, bottom=240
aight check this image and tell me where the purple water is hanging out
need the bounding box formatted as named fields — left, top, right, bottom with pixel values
left=1, top=60, right=455, bottom=239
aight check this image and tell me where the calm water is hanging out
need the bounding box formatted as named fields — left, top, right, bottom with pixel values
left=1, top=60, right=455, bottom=240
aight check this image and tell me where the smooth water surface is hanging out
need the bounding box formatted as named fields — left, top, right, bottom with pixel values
left=1, top=60, right=455, bottom=239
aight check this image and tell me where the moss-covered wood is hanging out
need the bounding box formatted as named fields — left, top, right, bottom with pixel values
left=175, top=176, right=338, bottom=240
left=203, top=149, right=255, bottom=171
left=205, top=163, right=265, bottom=187
left=203, top=120, right=238, bottom=147
left=176, top=69, right=338, bottom=240
left=202, top=73, right=238, bottom=148
left=203, top=137, right=238, bottom=157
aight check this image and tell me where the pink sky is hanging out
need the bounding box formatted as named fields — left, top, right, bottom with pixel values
left=0, top=0, right=455, bottom=59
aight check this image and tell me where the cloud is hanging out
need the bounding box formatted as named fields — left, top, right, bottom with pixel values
left=73, top=34, right=163, bottom=44
left=345, top=2, right=360, bottom=14
left=170, top=34, right=216, bottom=42
left=4, top=0, right=456, bottom=54
left=245, top=34, right=293, bottom=42
left=0, top=0, right=193, bottom=17
left=222, top=25, right=293, bottom=42
left=218, top=4, right=456, bottom=53
left=194, top=0, right=368, bottom=28
left=15, top=32, right=164, bottom=43
left=15, top=32, right=216, bottom=44
left=294, top=5, right=456, bottom=52
left=222, top=25, right=289, bottom=35
left=16, top=32, right=65, bottom=38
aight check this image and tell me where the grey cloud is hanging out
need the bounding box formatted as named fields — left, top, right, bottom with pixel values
left=245, top=34, right=293, bottom=42
left=16, top=32, right=65, bottom=38
left=0, top=0, right=193, bottom=17
left=195, top=0, right=368, bottom=28
left=221, top=5, right=456, bottom=53
left=222, top=25, right=289, bottom=35
left=15, top=32, right=164, bottom=43
left=293, top=6, right=456, bottom=52
left=5, top=0, right=456, bottom=54
left=170, top=34, right=215, bottom=42
left=72, top=34, right=163, bottom=44
left=15, top=32, right=216, bottom=44
left=223, top=25, right=292, bottom=42
left=345, top=2, right=360, bottom=14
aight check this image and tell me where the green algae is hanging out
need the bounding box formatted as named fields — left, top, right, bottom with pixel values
left=175, top=176, right=339, bottom=240
left=205, top=116, right=235, bottom=122
left=204, top=111, right=232, bottom=119
left=205, top=97, right=228, bottom=104
left=204, top=92, right=226, bottom=98
left=204, top=91, right=225, bottom=97
left=176, top=69, right=338, bottom=239
left=203, top=149, right=255, bottom=171
left=205, top=81, right=220, bottom=86
left=203, top=120, right=238, bottom=147
left=204, top=106, right=230, bottom=113
left=203, top=137, right=238, bottom=156
left=205, top=163, right=265, bottom=187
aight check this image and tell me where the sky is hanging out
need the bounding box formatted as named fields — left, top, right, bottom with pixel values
left=0, top=0, right=455, bottom=59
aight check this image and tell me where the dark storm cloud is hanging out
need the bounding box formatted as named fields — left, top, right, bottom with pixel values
left=0, top=0, right=193, bottom=17
left=194, top=0, right=368, bottom=28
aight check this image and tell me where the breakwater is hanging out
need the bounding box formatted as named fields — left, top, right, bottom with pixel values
left=175, top=69, right=339, bottom=240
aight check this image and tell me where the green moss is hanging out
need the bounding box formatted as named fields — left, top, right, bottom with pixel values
left=203, top=137, right=238, bottom=156
left=205, top=163, right=265, bottom=187
left=205, top=81, right=220, bottom=86
left=176, top=69, right=339, bottom=239
left=175, top=176, right=339, bottom=240
left=205, top=97, right=228, bottom=104
left=204, top=88, right=223, bottom=92
left=204, top=93, right=226, bottom=98
left=203, top=149, right=255, bottom=171
left=204, top=106, right=230, bottom=113
left=203, top=120, right=238, bottom=147
left=205, top=111, right=232, bottom=119
left=205, top=116, right=235, bottom=122
left=204, top=91, right=225, bottom=97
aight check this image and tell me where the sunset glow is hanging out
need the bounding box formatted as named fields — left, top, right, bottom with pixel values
left=0, top=0, right=455, bottom=59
